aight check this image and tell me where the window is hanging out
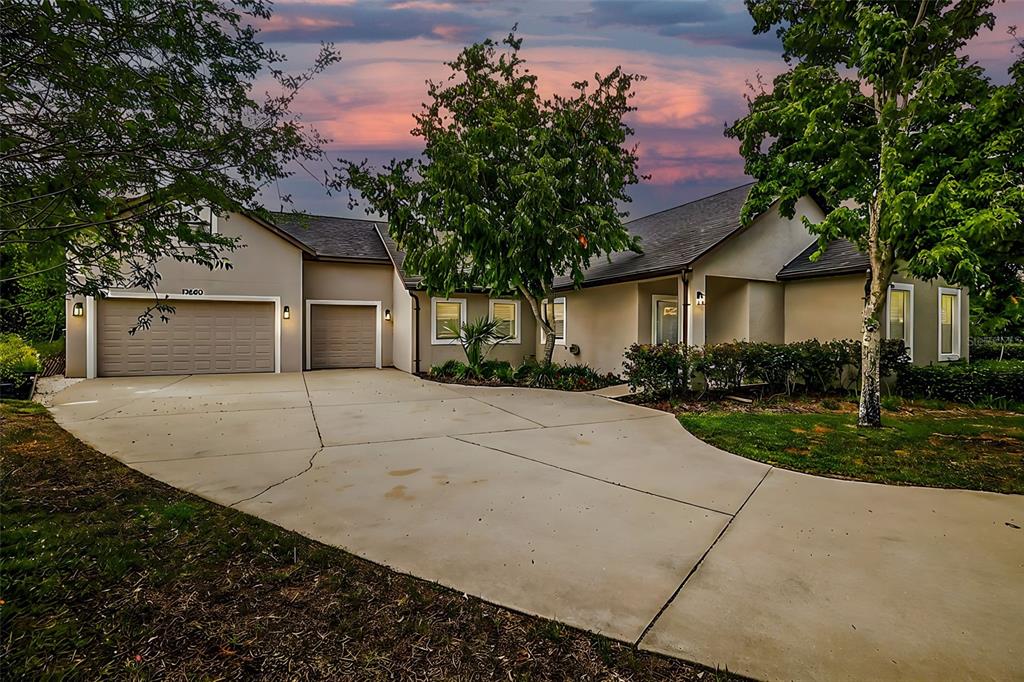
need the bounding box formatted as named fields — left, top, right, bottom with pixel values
left=489, top=299, right=520, bottom=343
left=938, top=287, right=961, bottom=361
left=431, top=297, right=466, bottom=345
left=541, top=297, right=566, bottom=345
left=652, top=295, right=679, bottom=345
left=886, top=283, right=914, bottom=361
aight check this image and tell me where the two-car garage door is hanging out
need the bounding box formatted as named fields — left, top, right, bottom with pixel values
left=97, top=299, right=275, bottom=376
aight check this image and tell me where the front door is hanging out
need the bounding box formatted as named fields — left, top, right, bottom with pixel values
left=653, top=296, right=679, bottom=345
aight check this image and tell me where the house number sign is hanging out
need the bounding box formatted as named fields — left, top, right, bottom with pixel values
left=181, top=288, right=205, bottom=295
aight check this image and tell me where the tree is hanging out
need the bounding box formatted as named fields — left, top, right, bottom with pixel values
left=1, top=0, right=339, bottom=331
left=342, top=32, right=643, bottom=364
left=727, top=0, right=1024, bottom=427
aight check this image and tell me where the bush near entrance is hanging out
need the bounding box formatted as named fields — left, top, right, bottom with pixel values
left=623, top=339, right=909, bottom=399
left=429, top=359, right=619, bottom=392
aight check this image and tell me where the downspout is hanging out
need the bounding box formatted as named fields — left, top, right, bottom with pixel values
left=410, top=289, right=421, bottom=374
left=681, top=268, right=691, bottom=346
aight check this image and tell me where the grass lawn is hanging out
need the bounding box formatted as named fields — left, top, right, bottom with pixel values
left=0, top=401, right=731, bottom=681
left=676, top=401, right=1024, bottom=494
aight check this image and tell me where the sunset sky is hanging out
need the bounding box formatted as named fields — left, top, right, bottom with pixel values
left=258, top=0, right=1024, bottom=221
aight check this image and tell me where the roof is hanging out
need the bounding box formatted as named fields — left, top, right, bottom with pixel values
left=553, top=182, right=756, bottom=289
left=777, top=238, right=869, bottom=280
left=271, top=212, right=391, bottom=263
left=376, top=226, right=422, bottom=288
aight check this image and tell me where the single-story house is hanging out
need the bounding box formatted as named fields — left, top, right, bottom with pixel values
left=65, top=183, right=968, bottom=378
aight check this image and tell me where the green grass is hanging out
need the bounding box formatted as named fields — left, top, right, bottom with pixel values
left=1, top=403, right=731, bottom=681
left=678, top=407, right=1024, bottom=494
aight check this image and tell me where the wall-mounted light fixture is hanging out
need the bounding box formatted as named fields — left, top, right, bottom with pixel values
left=384, top=308, right=392, bottom=321
left=695, top=290, right=706, bottom=306
left=283, top=305, right=291, bottom=319
left=72, top=302, right=84, bottom=317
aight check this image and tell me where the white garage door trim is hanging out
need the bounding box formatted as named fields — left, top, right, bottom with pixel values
left=85, top=292, right=282, bottom=378
left=305, top=299, right=382, bottom=370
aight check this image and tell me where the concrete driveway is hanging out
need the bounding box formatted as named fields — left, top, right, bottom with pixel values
left=50, top=370, right=1023, bottom=681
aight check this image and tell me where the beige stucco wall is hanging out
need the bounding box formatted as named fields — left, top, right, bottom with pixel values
left=706, top=276, right=749, bottom=343
left=689, top=195, right=823, bottom=345
left=302, top=260, right=394, bottom=368
left=747, top=281, right=785, bottom=344
left=415, top=291, right=536, bottom=370
left=636, top=278, right=680, bottom=344
left=539, top=281, right=639, bottom=375
left=66, top=212, right=304, bottom=377
left=783, top=272, right=970, bottom=364
left=391, top=271, right=413, bottom=373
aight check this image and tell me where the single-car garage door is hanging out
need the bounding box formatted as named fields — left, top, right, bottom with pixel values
left=309, top=304, right=376, bottom=369
left=98, top=299, right=275, bottom=376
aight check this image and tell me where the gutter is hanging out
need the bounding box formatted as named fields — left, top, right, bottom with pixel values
left=681, top=267, right=691, bottom=346
left=411, top=290, right=421, bottom=374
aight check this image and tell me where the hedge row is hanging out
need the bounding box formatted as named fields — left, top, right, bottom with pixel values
left=623, top=339, right=910, bottom=398
left=897, top=361, right=1024, bottom=403
left=969, top=337, right=1024, bottom=361
left=429, top=359, right=620, bottom=392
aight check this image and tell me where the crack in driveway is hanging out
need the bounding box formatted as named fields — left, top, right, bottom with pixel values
left=228, top=446, right=324, bottom=507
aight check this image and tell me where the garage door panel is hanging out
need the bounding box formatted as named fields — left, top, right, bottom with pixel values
left=98, top=299, right=275, bottom=376
left=310, top=305, right=376, bottom=369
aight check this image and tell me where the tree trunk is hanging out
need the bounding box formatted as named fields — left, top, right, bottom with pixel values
left=518, top=285, right=556, bottom=365
left=859, top=304, right=883, bottom=428
left=858, top=194, right=893, bottom=428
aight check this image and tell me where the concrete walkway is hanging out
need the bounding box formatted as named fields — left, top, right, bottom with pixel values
left=49, top=370, right=1023, bottom=681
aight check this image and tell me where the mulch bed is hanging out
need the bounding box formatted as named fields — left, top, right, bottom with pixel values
left=0, top=403, right=739, bottom=681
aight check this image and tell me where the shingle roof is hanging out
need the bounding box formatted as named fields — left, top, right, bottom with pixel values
left=777, top=238, right=870, bottom=280
left=553, top=182, right=756, bottom=289
left=271, top=213, right=390, bottom=262
left=376, top=226, right=422, bottom=288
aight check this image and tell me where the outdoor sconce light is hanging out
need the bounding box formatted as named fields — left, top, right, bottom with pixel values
left=384, top=308, right=392, bottom=321
left=695, top=290, right=706, bottom=305
left=72, top=302, right=84, bottom=317
left=283, top=305, right=290, bottom=319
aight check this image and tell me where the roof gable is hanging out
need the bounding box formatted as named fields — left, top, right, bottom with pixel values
left=271, top=213, right=390, bottom=262
left=777, top=238, right=869, bottom=280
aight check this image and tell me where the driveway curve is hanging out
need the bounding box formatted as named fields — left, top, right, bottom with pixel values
left=50, top=369, right=1023, bottom=681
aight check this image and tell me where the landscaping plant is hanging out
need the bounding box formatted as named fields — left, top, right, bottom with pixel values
left=342, top=31, right=644, bottom=365
left=0, top=333, right=42, bottom=398
left=727, top=0, right=1024, bottom=426
left=449, top=317, right=509, bottom=378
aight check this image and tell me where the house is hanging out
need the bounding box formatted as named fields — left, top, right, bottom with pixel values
left=64, top=184, right=968, bottom=378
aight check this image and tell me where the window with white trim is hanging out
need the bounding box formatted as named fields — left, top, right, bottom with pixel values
left=652, top=295, right=679, bottom=345
left=886, top=283, right=914, bottom=361
left=541, top=297, right=566, bottom=345
left=938, top=287, right=961, bottom=361
left=431, top=297, right=466, bottom=344
left=488, top=299, right=520, bottom=343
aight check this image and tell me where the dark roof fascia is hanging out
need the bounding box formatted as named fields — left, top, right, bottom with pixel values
left=309, top=254, right=393, bottom=265
left=241, top=209, right=316, bottom=255
left=374, top=224, right=417, bottom=289
left=777, top=265, right=868, bottom=281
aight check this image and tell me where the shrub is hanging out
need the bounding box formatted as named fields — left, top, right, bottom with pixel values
left=970, top=337, right=1024, bottom=361
left=693, top=343, right=747, bottom=391
left=0, top=333, right=42, bottom=390
left=897, top=361, right=1024, bottom=404
left=739, top=342, right=798, bottom=393
left=450, top=316, right=509, bottom=377
left=622, top=343, right=690, bottom=397
left=429, top=359, right=464, bottom=379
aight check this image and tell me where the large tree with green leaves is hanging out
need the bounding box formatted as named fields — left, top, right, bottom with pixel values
left=1, top=0, right=338, bottom=332
left=727, top=0, right=1024, bottom=427
left=342, top=32, right=643, bottom=364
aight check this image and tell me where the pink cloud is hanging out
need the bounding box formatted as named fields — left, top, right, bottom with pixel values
left=263, top=14, right=354, bottom=33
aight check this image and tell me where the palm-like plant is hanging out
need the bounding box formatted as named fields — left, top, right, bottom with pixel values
left=446, top=317, right=510, bottom=377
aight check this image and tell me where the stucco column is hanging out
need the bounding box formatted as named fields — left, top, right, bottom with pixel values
left=690, top=272, right=707, bottom=346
